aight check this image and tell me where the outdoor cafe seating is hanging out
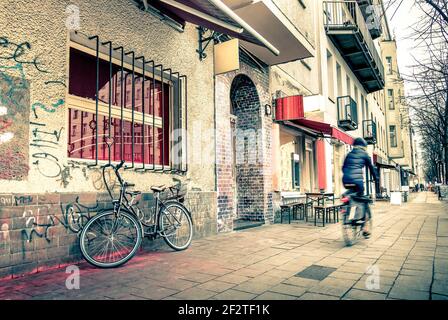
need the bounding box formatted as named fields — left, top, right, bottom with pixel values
left=279, top=191, right=342, bottom=227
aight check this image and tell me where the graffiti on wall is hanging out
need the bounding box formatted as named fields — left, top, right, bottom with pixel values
left=0, top=194, right=35, bottom=206
left=91, top=167, right=118, bottom=191
left=0, top=36, right=119, bottom=190
left=22, top=197, right=99, bottom=242
left=0, top=36, right=68, bottom=184
left=0, top=72, right=30, bottom=180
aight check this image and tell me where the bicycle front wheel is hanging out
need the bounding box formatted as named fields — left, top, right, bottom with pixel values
left=79, top=210, right=142, bottom=268
left=158, top=202, right=193, bottom=251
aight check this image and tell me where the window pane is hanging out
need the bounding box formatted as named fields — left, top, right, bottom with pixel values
left=388, top=89, right=394, bottom=110
left=293, top=160, right=300, bottom=189
left=69, top=47, right=168, bottom=118
left=390, top=125, right=397, bottom=147
left=386, top=57, right=392, bottom=74
left=68, top=109, right=169, bottom=165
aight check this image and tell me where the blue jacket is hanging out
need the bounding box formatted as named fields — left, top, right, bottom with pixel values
left=342, top=147, right=378, bottom=185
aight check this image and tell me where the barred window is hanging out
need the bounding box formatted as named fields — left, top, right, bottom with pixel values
left=67, top=34, right=187, bottom=172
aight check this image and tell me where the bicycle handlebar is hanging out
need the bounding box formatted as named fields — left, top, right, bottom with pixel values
left=115, top=160, right=125, bottom=171
left=103, top=160, right=185, bottom=201
left=103, top=160, right=129, bottom=200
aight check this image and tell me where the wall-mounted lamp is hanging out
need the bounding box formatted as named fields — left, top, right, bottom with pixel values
left=265, top=104, right=272, bottom=116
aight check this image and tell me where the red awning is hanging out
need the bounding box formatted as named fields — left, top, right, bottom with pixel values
left=275, top=95, right=304, bottom=121
left=291, top=118, right=354, bottom=145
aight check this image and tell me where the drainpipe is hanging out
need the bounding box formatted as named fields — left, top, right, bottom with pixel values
left=207, top=0, right=280, bottom=56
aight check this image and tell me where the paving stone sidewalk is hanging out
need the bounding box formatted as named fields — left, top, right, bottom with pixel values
left=0, top=191, right=447, bottom=300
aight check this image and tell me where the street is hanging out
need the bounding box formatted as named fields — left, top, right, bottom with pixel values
left=0, top=192, right=447, bottom=300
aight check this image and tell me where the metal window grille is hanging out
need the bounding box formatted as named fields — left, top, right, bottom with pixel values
left=67, top=32, right=188, bottom=174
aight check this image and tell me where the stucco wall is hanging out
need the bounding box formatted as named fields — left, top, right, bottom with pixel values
left=270, top=0, right=317, bottom=96
left=273, top=0, right=316, bottom=48
left=0, top=0, right=216, bottom=194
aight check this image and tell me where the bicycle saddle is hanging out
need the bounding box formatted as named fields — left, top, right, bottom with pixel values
left=151, top=185, right=166, bottom=193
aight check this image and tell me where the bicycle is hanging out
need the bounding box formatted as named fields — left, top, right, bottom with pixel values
left=340, top=184, right=373, bottom=246
left=79, top=160, right=193, bottom=268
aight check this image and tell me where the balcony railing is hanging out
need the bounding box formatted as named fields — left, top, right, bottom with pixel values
left=323, top=1, right=385, bottom=92
left=363, top=119, right=377, bottom=144
left=337, top=95, right=358, bottom=131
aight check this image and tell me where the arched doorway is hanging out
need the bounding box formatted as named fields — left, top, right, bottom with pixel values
left=229, top=74, right=264, bottom=223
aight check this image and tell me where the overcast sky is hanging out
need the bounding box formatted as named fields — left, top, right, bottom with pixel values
left=383, top=0, right=426, bottom=95
left=383, top=0, right=433, bottom=166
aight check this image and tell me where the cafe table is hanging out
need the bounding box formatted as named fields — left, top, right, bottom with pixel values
left=305, top=192, right=335, bottom=206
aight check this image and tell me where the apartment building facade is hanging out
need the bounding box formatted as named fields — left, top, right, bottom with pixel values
left=380, top=18, right=416, bottom=191
left=270, top=0, right=418, bottom=208
left=313, top=0, right=388, bottom=198
left=268, top=0, right=388, bottom=209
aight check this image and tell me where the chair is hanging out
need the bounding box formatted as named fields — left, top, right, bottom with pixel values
left=280, top=204, right=292, bottom=224
left=292, top=203, right=305, bottom=220
left=304, top=199, right=317, bottom=222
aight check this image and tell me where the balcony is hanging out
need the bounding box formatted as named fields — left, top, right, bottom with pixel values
left=363, top=119, right=377, bottom=144
left=355, top=0, right=382, bottom=39
left=151, top=0, right=315, bottom=66
left=337, top=96, right=358, bottom=131
left=323, top=1, right=385, bottom=93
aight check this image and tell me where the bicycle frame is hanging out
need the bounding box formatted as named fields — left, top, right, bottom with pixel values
left=102, top=161, right=184, bottom=238
left=80, top=162, right=193, bottom=268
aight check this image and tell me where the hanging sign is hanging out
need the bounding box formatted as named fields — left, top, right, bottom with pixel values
left=214, top=38, right=240, bottom=75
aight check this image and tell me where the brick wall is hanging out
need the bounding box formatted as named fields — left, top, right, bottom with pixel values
left=215, top=53, right=273, bottom=232
left=0, top=191, right=216, bottom=279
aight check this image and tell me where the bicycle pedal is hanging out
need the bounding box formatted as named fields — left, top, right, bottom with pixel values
left=144, top=225, right=156, bottom=233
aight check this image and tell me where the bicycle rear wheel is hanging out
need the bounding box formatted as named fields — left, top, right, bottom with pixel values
left=342, top=216, right=361, bottom=246
left=79, top=210, right=142, bottom=268
left=158, top=201, right=193, bottom=251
